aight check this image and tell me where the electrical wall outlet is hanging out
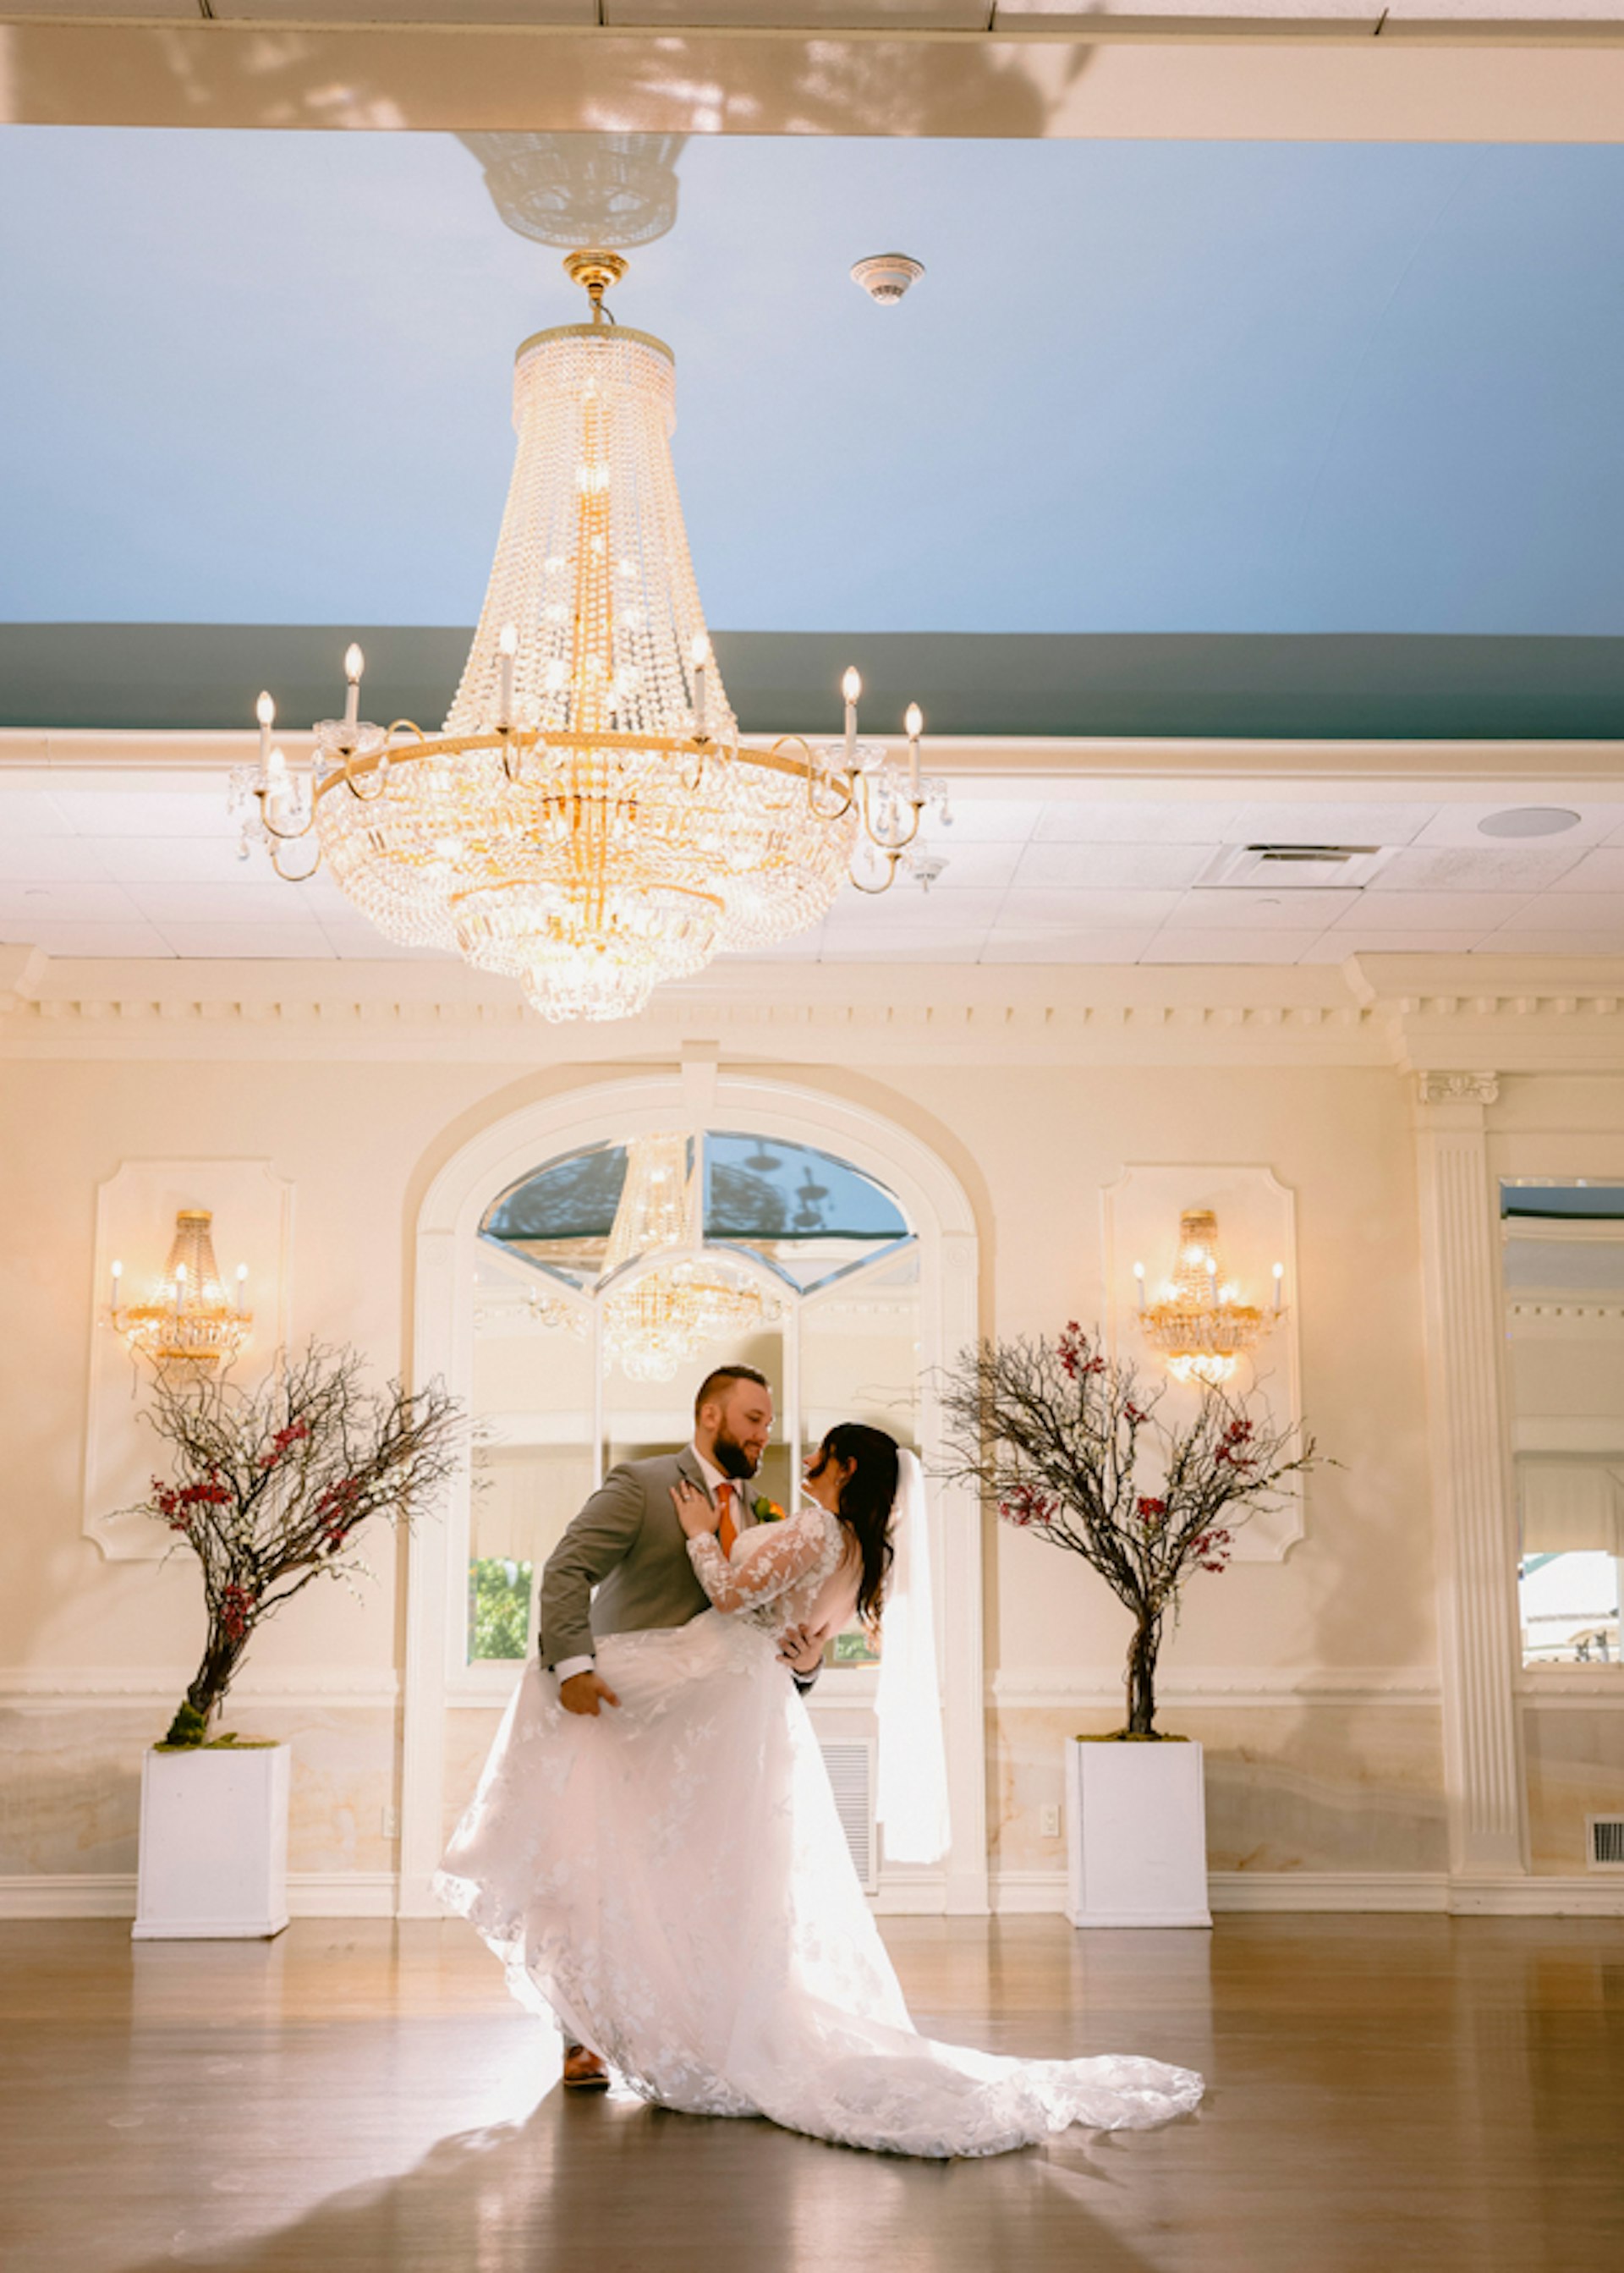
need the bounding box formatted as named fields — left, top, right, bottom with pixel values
left=381, top=1805, right=398, bottom=1839
left=1040, top=1804, right=1062, bottom=1840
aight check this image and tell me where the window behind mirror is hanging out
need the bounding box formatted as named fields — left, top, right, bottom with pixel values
left=1502, top=1181, right=1624, bottom=1667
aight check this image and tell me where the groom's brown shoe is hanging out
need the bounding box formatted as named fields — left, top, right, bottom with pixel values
left=562, top=2042, right=610, bottom=2091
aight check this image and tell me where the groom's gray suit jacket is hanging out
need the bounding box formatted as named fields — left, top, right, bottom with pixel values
left=539, top=1449, right=818, bottom=1692
left=539, top=1447, right=758, bottom=1671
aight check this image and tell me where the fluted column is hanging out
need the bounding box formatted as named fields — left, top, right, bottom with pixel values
left=1413, top=1073, right=1528, bottom=1879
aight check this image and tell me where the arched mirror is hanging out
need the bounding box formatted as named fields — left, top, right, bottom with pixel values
left=465, top=1129, right=921, bottom=1672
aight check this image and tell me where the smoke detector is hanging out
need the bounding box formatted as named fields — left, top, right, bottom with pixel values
left=1477, top=807, right=1582, bottom=839
left=851, top=253, right=924, bottom=305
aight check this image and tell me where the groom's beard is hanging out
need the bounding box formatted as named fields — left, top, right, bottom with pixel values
left=712, top=1427, right=760, bottom=1482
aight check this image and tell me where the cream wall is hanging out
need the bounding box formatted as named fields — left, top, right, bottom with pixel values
left=3, top=953, right=1622, bottom=1915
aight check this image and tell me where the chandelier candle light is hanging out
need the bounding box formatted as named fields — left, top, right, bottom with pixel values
left=1135, top=1209, right=1282, bottom=1389
left=234, top=250, right=942, bottom=1023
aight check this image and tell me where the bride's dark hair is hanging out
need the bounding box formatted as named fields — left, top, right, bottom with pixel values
left=811, top=1423, right=899, bottom=1627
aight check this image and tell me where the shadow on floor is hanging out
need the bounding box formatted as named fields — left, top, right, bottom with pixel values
left=110, top=2080, right=1175, bottom=2273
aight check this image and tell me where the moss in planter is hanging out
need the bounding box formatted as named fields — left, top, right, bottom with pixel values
left=1075, top=1731, right=1193, bottom=1743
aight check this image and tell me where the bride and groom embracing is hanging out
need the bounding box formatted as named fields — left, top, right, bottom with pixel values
left=436, top=1364, right=1204, bottom=2159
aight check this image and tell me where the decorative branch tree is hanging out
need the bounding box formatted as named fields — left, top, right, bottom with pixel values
left=939, top=1324, right=1320, bottom=1738
left=118, top=1342, right=465, bottom=1748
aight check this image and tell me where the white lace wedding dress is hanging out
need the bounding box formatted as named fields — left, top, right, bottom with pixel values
left=435, top=1502, right=1204, bottom=2158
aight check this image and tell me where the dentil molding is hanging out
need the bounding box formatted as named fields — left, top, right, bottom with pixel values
left=7, top=943, right=1624, bottom=1074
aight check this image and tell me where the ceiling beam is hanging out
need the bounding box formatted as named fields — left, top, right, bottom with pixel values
left=12, top=16, right=1624, bottom=140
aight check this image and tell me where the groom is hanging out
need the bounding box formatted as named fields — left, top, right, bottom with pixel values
left=536, top=1360, right=826, bottom=2089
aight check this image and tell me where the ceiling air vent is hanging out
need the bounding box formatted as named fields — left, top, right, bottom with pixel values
left=1195, top=844, right=1395, bottom=891
left=1588, top=1815, right=1624, bottom=1869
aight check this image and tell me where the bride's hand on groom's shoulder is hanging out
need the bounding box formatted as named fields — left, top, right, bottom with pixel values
left=670, top=1478, right=720, bottom=1540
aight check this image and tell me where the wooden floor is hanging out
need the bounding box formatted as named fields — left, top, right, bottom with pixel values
left=1, top=1913, right=1620, bottom=2273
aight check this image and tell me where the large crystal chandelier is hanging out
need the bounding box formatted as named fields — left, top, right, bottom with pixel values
left=1133, top=1210, right=1281, bottom=1389
left=599, top=1132, right=782, bottom=1383
left=236, top=251, right=940, bottom=1023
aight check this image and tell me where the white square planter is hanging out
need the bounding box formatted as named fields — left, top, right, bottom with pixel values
left=1064, top=1738, right=1212, bottom=1930
left=134, top=1743, right=291, bottom=1941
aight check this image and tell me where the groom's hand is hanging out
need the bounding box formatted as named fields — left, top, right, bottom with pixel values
left=777, top=1622, right=827, bottom=1676
left=559, top=1671, right=621, bottom=1716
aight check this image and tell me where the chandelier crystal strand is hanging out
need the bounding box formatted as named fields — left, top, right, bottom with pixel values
left=239, top=250, right=941, bottom=1024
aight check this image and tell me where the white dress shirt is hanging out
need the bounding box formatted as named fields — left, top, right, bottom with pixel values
left=553, top=1445, right=732, bottom=1686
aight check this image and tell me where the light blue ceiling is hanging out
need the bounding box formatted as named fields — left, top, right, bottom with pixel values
left=3, top=127, right=1624, bottom=637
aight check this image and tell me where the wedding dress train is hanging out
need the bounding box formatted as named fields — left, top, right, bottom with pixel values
left=435, top=1504, right=1203, bottom=2159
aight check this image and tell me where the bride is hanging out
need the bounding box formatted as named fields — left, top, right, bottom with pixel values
left=434, top=1421, right=1203, bottom=2160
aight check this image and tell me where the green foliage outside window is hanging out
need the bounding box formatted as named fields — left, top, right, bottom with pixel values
left=469, top=1557, right=535, bottom=1661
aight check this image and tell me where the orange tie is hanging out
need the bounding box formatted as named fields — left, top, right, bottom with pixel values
left=715, top=1481, right=738, bottom=1559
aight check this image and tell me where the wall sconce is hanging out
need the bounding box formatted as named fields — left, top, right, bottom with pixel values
left=110, top=1208, right=252, bottom=1373
left=1133, top=1208, right=1283, bottom=1388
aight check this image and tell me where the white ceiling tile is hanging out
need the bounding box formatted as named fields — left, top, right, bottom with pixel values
left=315, top=924, right=454, bottom=962
left=50, top=791, right=237, bottom=841
left=1492, top=894, right=1624, bottom=934
left=0, top=835, right=113, bottom=882
left=1142, top=932, right=1319, bottom=965
left=1162, top=888, right=1354, bottom=929
left=818, top=933, right=986, bottom=964
left=125, top=881, right=337, bottom=925
left=1473, top=932, right=1624, bottom=955
left=1232, top=802, right=1436, bottom=847
left=149, top=924, right=337, bottom=960
left=1413, top=804, right=1623, bottom=850
left=979, top=931, right=1158, bottom=965
left=1326, top=891, right=1532, bottom=931
left=931, top=800, right=1043, bottom=846
left=826, top=886, right=1006, bottom=931
left=1034, top=800, right=1241, bottom=846
left=1296, top=930, right=1490, bottom=962
left=1371, top=846, right=1586, bottom=893
left=995, top=889, right=1182, bottom=930
left=914, top=842, right=1024, bottom=891
left=0, top=881, right=144, bottom=923
left=1012, top=842, right=1210, bottom=892
left=0, top=791, right=75, bottom=837
left=96, top=836, right=268, bottom=887
left=0, top=920, right=173, bottom=958
left=1548, top=848, right=1624, bottom=893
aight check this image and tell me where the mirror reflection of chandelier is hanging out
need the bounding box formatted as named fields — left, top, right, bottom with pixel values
left=1135, top=1209, right=1280, bottom=1389
left=236, top=252, right=941, bottom=1024
left=110, top=1209, right=251, bottom=1373
left=601, top=1134, right=784, bottom=1384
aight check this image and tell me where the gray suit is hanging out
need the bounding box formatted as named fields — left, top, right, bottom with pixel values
left=538, top=1448, right=817, bottom=1690
left=538, top=1448, right=756, bottom=1669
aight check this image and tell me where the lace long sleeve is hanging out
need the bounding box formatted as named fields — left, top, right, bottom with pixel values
left=686, top=1508, right=837, bottom=1617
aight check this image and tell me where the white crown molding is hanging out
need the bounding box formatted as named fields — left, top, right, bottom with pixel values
left=0, top=1667, right=400, bottom=1708
left=5, top=942, right=1624, bottom=1074
left=989, top=1666, right=1441, bottom=1708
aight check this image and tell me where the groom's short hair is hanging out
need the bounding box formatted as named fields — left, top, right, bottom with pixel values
left=694, top=1364, right=771, bottom=1419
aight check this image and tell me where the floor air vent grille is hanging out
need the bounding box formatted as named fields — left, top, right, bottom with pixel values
left=1588, top=1815, right=1624, bottom=1869
left=820, top=1738, right=878, bottom=1893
